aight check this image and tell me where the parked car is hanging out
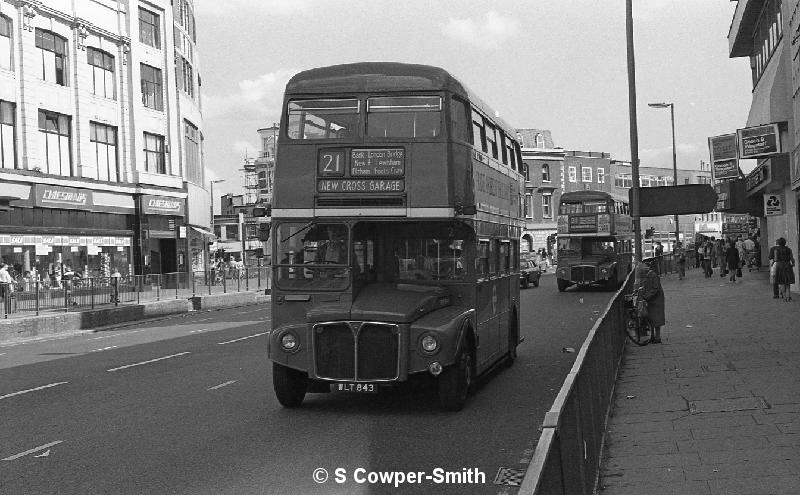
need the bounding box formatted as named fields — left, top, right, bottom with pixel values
left=520, top=259, right=541, bottom=288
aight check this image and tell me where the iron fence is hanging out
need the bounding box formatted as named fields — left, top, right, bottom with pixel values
left=1, top=267, right=271, bottom=319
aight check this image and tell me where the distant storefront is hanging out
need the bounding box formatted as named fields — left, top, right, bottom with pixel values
left=0, top=182, right=188, bottom=279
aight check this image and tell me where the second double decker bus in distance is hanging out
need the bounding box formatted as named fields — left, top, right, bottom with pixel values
left=555, top=190, right=634, bottom=292
left=268, top=62, right=525, bottom=411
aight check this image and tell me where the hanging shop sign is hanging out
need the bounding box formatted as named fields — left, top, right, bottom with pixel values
left=737, top=123, right=781, bottom=159
left=764, top=193, right=784, bottom=216
left=33, top=184, right=94, bottom=210
left=141, top=195, right=186, bottom=216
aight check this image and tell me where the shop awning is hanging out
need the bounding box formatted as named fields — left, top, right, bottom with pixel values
left=191, top=226, right=216, bottom=238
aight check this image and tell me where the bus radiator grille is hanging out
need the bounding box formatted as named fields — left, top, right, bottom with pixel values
left=357, top=324, right=400, bottom=380
left=570, top=266, right=596, bottom=283
left=314, top=323, right=355, bottom=380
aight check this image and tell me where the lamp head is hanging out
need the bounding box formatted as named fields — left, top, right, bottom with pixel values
left=647, top=102, right=672, bottom=108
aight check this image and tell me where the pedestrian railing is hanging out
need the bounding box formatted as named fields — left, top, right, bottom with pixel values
left=518, top=272, right=634, bottom=494
left=1, top=267, right=271, bottom=319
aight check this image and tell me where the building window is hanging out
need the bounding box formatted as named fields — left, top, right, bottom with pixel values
left=139, top=7, right=161, bottom=48
left=144, top=132, right=166, bottom=174
left=750, top=0, right=782, bottom=85
left=568, top=166, right=577, bottom=182
left=522, top=162, right=530, bottom=182
left=684, top=177, right=690, bottom=185
left=89, top=122, right=118, bottom=182
left=524, top=193, right=533, bottom=218
left=581, top=167, right=592, bottom=182
left=597, top=168, right=605, bottom=183
left=542, top=193, right=552, bottom=218
left=38, top=110, right=71, bottom=176
left=0, top=100, right=16, bottom=169
left=535, top=133, right=545, bottom=148
left=0, top=15, right=12, bottom=71
left=87, top=47, right=115, bottom=99
left=542, top=163, right=551, bottom=182
left=35, top=29, right=67, bottom=86
left=141, top=64, right=163, bottom=110
left=184, top=120, right=202, bottom=184
left=179, top=57, right=194, bottom=97
left=615, top=174, right=632, bottom=188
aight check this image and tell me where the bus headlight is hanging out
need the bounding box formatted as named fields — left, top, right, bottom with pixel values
left=280, top=332, right=298, bottom=351
left=419, top=334, right=439, bottom=354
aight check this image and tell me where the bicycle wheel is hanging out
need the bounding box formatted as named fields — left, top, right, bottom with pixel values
left=625, top=316, right=652, bottom=346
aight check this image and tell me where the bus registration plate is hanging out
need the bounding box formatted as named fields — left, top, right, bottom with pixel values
left=332, top=382, right=378, bottom=394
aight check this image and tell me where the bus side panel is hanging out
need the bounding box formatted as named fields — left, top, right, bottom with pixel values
left=450, top=143, right=476, bottom=211
left=273, top=145, right=318, bottom=209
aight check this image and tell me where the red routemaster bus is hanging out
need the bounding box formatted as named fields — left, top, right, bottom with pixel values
left=555, top=191, right=634, bottom=292
left=267, top=62, right=525, bottom=411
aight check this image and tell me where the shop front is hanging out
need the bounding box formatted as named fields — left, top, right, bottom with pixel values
left=134, top=194, right=187, bottom=276
left=745, top=154, right=793, bottom=265
left=0, top=183, right=135, bottom=281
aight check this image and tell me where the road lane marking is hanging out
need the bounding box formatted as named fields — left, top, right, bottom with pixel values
left=189, top=329, right=209, bottom=334
left=0, top=382, right=69, bottom=401
left=90, top=346, right=118, bottom=353
left=106, top=352, right=191, bottom=372
left=208, top=380, right=237, bottom=390
left=217, top=332, right=269, bottom=345
left=89, top=329, right=145, bottom=340
left=2, top=440, right=63, bottom=461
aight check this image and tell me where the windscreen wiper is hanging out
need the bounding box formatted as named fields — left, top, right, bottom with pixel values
left=281, top=221, right=316, bottom=243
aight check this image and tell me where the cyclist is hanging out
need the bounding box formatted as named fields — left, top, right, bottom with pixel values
left=634, top=261, right=665, bottom=343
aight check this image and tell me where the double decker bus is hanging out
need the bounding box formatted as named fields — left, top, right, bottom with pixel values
left=555, top=191, right=634, bottom=292
left=268, top=62, right=525, bottom=411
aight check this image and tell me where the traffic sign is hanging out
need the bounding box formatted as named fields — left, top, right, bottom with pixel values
left=631, top=184, right=717, bottom=217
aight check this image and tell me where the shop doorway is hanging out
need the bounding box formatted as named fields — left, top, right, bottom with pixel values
left=150, top=239, right=177, bottom=274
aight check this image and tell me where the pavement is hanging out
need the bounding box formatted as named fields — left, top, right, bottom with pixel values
left=599, top=264, right=800, bottom=494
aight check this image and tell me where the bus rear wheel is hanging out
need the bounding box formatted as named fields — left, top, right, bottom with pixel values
left=438, top=340, right=474, bottom=412
left=273, top=362, right=307, bottom=408
left=557, top=278, right=569, bottom=292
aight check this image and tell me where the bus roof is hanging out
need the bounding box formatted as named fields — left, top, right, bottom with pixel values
left=285, top=62, right=518, bottom=136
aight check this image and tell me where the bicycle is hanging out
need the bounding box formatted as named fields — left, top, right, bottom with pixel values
left=623, top=287, right=654, bottom=346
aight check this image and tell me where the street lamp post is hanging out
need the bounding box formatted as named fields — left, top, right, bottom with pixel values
left=648, top=102, right=680, bottom=249
left=209, top=179, right=225, bottom=269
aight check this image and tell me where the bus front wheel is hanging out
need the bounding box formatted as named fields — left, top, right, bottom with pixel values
left=273, top=362, right=307, bottom=408
left=438, top=340, right=474, bottom=412
left=557, top=278, right=569, bottom=292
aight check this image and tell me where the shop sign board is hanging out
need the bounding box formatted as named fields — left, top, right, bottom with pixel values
left=712, top=159, right=739, bottom=180
left=142, top=195, right=186, bottom=216
left=34, top=184, right=94, bottom=210
left=745, top=162, right=769, bottom=191
left=708, top=133, right=738, bottom=162
left=764, top=193, right=784, bottom=216
left=737, top=123, right=781, bottom=159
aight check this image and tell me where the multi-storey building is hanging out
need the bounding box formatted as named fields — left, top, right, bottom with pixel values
left=728, top=0, right=799, bottom=276
left=0, top=0, right=209, bottom=280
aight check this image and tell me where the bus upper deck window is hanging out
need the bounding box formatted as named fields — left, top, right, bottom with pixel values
left=287, top=99, right=359, bottom=140
left=367, top=96, right=441, bottom=138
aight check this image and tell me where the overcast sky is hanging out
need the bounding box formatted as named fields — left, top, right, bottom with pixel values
left=194, top=0, right=753, bottom=197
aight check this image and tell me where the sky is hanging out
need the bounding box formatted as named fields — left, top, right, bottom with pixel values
left=194, top=0, right=754, bottom=199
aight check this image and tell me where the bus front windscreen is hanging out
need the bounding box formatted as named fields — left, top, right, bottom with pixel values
left=287, top=99, right=360, bottom=140
left=275, top=222, right=350, bottom=290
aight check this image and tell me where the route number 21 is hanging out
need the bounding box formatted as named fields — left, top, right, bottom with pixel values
left=318, top=151, right=345, bottom=176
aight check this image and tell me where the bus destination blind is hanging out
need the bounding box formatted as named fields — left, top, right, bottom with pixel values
left=350, top=149, right=404, bottom=176
left=568, top=215, right=598, bottom=233
left=318, top=179, right=404, bottom=193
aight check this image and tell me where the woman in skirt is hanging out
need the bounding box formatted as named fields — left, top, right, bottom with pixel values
left=771, top=237, right=796, bottom=301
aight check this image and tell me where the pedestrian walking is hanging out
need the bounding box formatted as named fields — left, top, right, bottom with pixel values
left=0, top=263, right=13, bottom=315
left=695, top=237, right=703, bottom=269
left=673, top=241, right=686, bottom=280
left=702, top=238, right=714, bottom=278
left=654, top=241, right=664, bottom=275
left=769, top=237, right=796, bottom=301
left=725, top=240, right=740, bottom=283
left=634, top=261, right=665, bottom=343
left=715, top=239, right=726, bottom=277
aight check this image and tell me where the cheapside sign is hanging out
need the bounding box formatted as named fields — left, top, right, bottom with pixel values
left=142, top=195, right=185, bottom=216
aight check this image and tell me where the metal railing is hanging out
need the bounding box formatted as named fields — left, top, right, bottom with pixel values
left=519, top=256, right=699, bottom=494
left=1, top=266, right=271, bottom=319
